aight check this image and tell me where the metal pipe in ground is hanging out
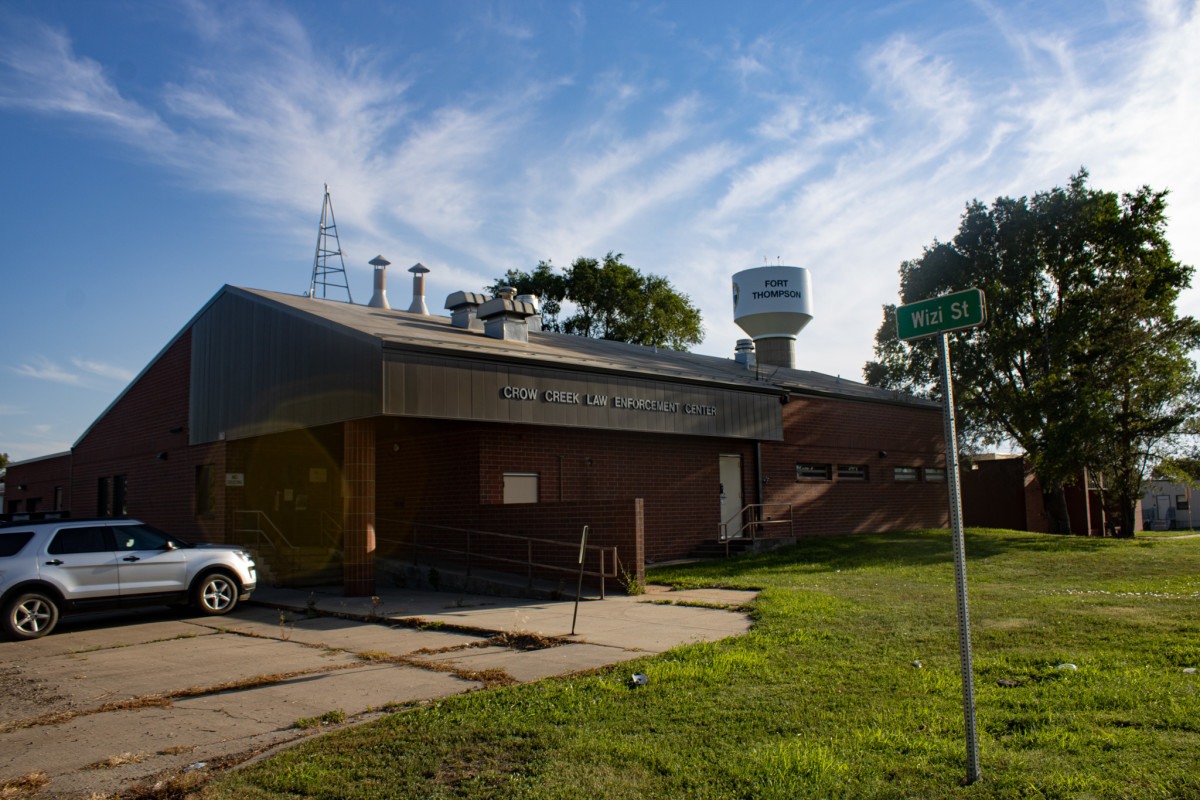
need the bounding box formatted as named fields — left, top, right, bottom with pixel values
left=571, top=525, right=589, bottom=636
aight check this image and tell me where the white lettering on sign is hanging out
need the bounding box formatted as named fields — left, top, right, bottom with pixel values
left=613, top=396, right=680, bottom=413
left=502, top=386, right=539, bottom=401
left=544, top=390, right=582, bottom=405
left=500, top=385, right=719, bottom=417
left=951, top=300, right=970, bottom=320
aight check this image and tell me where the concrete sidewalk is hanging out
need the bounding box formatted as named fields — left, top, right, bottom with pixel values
left=0, top=585, right=756, bottom=798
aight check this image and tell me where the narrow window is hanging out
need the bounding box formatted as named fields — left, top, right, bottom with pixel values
left=113, top=475, right=128, bottom=516
left=924, top=468, right=946, bottom=482
left=796, top=464, right=832, bottom=481
left=195, top=464, right=216, bottom=518
left=503, top=473, right=539, bottom=504
left=97, top=477, right=112, bottom=516
left=53, top=486, right=64, bottom=511
left=837, top=465, right=868, bottom=481
left=894, top=467, right=918, bottom=482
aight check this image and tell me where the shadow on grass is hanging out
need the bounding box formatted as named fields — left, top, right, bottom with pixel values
left=651, top=528, right=1119, bottom=581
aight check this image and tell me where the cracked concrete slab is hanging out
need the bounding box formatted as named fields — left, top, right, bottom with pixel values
left=0, top=585, right=755, bottom=798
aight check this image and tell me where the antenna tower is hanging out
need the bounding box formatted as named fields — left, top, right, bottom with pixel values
left=308, top=184, right=353, bottom=302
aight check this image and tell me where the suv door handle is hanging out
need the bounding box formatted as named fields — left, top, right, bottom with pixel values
left=122, top=556, right=141, bottom=562
left=45, top=559, right=63, bottom=566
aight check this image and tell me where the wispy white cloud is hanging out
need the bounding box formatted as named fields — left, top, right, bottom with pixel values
left=14, top=357, right=80, bottom=385
left=0, top=17, right=168, bottom=139
left=71, top=358, right=135, bottom=383
left=12, top=356, right=133, bottom=386
left=0, top=405, right=26, bottom=416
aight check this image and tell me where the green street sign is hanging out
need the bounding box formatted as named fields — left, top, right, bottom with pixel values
left=896, top=288, right=986, bottom=341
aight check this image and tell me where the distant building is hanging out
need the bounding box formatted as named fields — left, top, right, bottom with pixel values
left=1142, top=481, right=1197, bottom=530
left=6, top=270, right=950, bottom=594
left=960, top=454, right=1137, bottom=536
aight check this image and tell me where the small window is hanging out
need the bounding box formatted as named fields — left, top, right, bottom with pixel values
left=837, top=465, right=868, bottom=481
left=925, top=468, right=946, bottom=482
left=503, top=473, right=539, bottom=504
left=0, top=532, right=34, bottom=558
left=796, top=464, right=832, bottom=481
left=1177, top=495, right=1190, bottom=511
left=894, top=467, right=919, bottom=482
left=48, top=527, right=114, bottom=555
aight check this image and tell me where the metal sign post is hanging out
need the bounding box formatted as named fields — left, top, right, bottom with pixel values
left=897, top=289, right=986, bottom=785
left=938, top=332, right=981, bottom=785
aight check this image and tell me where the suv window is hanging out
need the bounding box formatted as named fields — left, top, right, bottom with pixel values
left=112, top=524, right=173, bottom=551
left=0, top=531, right=34, bottom=557
left=48, top=527, right=115, bottom=555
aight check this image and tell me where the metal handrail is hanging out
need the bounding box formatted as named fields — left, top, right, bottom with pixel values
left=233, top=510, right=301, bottom=579
left=376, top=518, right=619, bottom=599
left=718, top=503, right=794, bottom=548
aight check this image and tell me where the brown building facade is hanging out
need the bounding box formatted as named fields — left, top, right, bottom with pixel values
left=5, top=285, right=949, bottom=593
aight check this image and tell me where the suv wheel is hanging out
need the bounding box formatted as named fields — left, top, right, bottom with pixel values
left=193, top=572, right=238, bottom=615
left=3, top=592, right=60, bottom=640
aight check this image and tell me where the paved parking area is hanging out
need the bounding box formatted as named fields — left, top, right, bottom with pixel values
left=0, top=585, right=755, bottom=798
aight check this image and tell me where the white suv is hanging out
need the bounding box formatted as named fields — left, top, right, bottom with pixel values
left=0, top=517, right=257, bottom=640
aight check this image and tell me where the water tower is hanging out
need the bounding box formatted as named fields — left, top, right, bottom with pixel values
left=731, top=266, right=813, bottom=368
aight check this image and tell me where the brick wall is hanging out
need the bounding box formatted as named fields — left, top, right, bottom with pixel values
left=3, top=453, right=72, bottom=514
left=374, top=418, right=754, bottom=571
left=70, top=330, right=228, bottom=543
left=760, top=394, right=949, bottom=533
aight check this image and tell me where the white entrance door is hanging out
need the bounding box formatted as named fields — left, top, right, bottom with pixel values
left=1156, top=494, right=1171, bottom=524
left=720, top=455, right=744, bottom=538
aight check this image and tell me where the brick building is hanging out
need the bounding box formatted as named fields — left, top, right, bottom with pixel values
left=5, top=276, right=948, bottom=594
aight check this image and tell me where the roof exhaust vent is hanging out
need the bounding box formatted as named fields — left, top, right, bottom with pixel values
left=734, top=338, right=756, bottom=369
left=732, top=265, right=813, bottom=369
left=445, top=290, right=489, bottom=331
left=478, top=286, right=538, bottom=342
left=516, top=294, right=542, bottom=332
left=407, top=263, right=430, bottom=315
left=366, top=255, right=391, bottom=309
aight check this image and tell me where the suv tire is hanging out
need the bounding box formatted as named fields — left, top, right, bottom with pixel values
left=3, top=591, right=61, bottom=640
left=192, top=571, right=239, bottom=615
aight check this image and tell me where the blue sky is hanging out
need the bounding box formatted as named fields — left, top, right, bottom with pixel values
left=2, top=0, right=1198, bottom=463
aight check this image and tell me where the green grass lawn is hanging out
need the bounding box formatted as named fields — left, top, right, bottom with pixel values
left=201, top=530, right=1200, bottom=799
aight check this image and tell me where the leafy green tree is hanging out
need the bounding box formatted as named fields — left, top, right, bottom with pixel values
left=865, top=171, right=1200, bottom=535
left=492, top=252, right=703, bottom=351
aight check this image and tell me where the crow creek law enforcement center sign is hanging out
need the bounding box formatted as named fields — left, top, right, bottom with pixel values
left=383, top=352, right=784, bottom=441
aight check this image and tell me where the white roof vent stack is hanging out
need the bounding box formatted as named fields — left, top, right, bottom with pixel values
left=516, top=293, right=542, bottom=332
left=731, top=266, right=813, bottom=369
left=407, top=262, right=430, bottom=315
left=366, top=255, right=391, bottom=309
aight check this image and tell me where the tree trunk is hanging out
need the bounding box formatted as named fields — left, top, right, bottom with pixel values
left=1043, top=487, right=1073, bottom=534
left=1116, top=496, right=1138, bottom=538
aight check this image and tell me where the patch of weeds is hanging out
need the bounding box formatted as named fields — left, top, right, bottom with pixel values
left=294, top=709, right=347, bottom=729
left=306, top=592, right=319, bottom=616
left=157, top=745, right=194, bottom=756
left=84, top=751, right=149, bottom=770
left=368, top=595, right=383, bottom=620
left=0, top=771, right=50, bottom=796
left=619, top=563, right=645, bottom=596
left=277, top=609, right=293, bottom=641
